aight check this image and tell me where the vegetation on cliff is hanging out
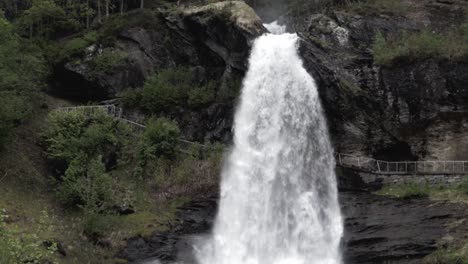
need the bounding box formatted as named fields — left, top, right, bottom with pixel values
left=122, top=67, right=219, bottom=113
left=373, top=23, right=468, bottom=65
left=0, top=0, right=467, bottom=263
left=0, top=13, right=47, bottom=149
left=377, top=179, right=468, bottom=202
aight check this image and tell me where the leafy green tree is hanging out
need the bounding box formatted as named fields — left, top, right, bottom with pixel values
left=41, top=110, right=130, bottom=209
left=19, top=0, right=67, bottom=39
left=58, top=156, right=114, bottom=210
left=139, top=117, right=181, bottom=161
left=0, top=13, right=46, bottom=149
left=135, top=118, right=180, bottom=178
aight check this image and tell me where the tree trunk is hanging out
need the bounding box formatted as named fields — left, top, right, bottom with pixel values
left=86, top=0, right=90, bottom=28
left=105, top=0, right=109, bottom=17
left=120, top=0, right=124, bottom=15
left=97, top=0, right=102, bottom=23
left=140, top=0, right=144, bottom=9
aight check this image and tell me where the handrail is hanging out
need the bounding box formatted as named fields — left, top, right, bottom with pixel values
left=54, top=105, right=208, bottom=148
left=54, top=106, right=468, bottom=174
left=336, top=153, right=468, bottom=174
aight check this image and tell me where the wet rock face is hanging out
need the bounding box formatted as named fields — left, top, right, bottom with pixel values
left=119, top=191, right=468, bottom=264
left=118, top=198, right=218, bottom=263
left=342, top=192, right=468, bottom=264
left=52, top=2, right=265, bottom=101
left=52, top=3, right=264, bottom=142
left=295, top=0, right=468, bottom=160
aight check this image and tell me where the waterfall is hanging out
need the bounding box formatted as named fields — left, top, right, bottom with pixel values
left=196, top=23, right=343, bottom=264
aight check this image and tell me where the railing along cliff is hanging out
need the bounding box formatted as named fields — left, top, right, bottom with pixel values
left=55, top=105, right=468, bottom=175
left=337, top=153, right=468, bottom=175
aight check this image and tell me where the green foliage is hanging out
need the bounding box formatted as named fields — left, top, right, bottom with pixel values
left=89, top=49, right=127, bottom=74
left=377, top=181, right=430, bottom=199
left=458, top=177, right=468, bottom=195
left=152, top=142, right=224, bottom=198
left=344, top=0, right=409, bottom=15
left=138, top=117, right=181, bottom=163
left=187, top=81, right=216, bottom=108
left=377, top=180, right=468, bottom=203
left=0, top=14, right=47, bottom=149
left=373, top=24, right=468, bottom=65
left=82, top=210, right=120, bottom=241
left=423, top=244, right=468, bottom=264
left=17, top=0, right=75, bottom=39
left=123, top=67, right=223, bottom=112
left=58, top=157, right=114, bottom=210
left=97, top=9, right=164, bottom=45
left=0, top=209, right=57, bottom=264
left=41, top=110, right=130, bottom=208
left=217, top=77, right=242, bottom=101
left=45, top=30, right=98, bottom=64
left=61, top=37, right=90, bottom=57
left=123, top=68, right=193, bottom=113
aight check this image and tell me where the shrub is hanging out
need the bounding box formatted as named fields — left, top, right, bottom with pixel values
left=98, top=9, right=164, bottom=45
left=41, top=110, right=130, bottom=208
left=42, top=110, right=130, bottom=166
left=187, top=81, right=216, bottom=108
left=0, top=210, right=57, bottom=264
left=57, top=157, right=114, bottom=210
left=140, top=68, right=192, bottom=113
left=60, top=37, right=89, bottom=58
left=82, top=210, right=119, bottom=241
left=89, top=49, right=127, bottom=74
left=153, top=143, right=224, bottom=199
left=373, top=23, right=468, bottom=65
left=122, top=67, right=222, bottom=113
left=378, top=181, right=430, bottom=199
left=138, top=117, right=181, bottom=163
left=458, top=178, right=468, bottom=195
left=0, top=16, right=47, bottom=150
left=422, top=244, right=468, bottom=264
left=0, top=92, right=31, bottom=149
left=344, top=0, right=409, bottom=15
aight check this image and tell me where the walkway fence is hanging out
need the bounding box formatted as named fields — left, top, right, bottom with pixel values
left=55, top=105, right=146, bottom=132
left=336, top=153, right=468, bottom=175
left=54, top=104, right=209, bottom=153
left=55, top=105, right=468, bottom=175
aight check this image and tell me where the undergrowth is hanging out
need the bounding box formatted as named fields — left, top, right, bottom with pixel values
left=372, top=23, right=468, bottom=65
left=377, top=178, right=468, bottom=203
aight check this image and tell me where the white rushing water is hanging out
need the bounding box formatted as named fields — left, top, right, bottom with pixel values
left=196, top=23, right=343, bottom=264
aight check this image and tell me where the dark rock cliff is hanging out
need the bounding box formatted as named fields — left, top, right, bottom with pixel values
left=119, top=190, right=468, bottom=264
left=52, top=1, right=265, bottom=141
left=293, top=0, right=468, bottom=160
left=51, top=0, right=468, bottom=161
left=46, top=1, right=468, bottom=262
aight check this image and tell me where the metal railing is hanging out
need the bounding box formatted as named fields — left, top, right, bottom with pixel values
left=55, top=105, right=147, bottom=132
left=56, top=104, right=123, bottom=118
left=54, top=104, right=209, bottom=151
left=56, top=106, right=468, bottom=174
left=337, top=153, right=468, bottom=174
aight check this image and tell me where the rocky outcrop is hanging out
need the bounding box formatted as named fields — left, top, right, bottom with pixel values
left=342, top=191, right=468, bottom=264
left=52, top=2, right=265, bottom=141
left=52, top=0, right=468, bottom=159
left=52, top=2, right=264, bottom=99
left=119, top=190, right=468, bottom=264
left=295, top=0, right=468, bottom=161
left=118, top=198, right=218, bottom=263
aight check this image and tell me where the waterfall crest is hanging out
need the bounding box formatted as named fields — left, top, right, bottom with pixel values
left=197, top=24, right=343, bottom=264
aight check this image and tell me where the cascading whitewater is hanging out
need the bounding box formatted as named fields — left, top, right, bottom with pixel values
left=196, top=23, right=343, bottom=264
